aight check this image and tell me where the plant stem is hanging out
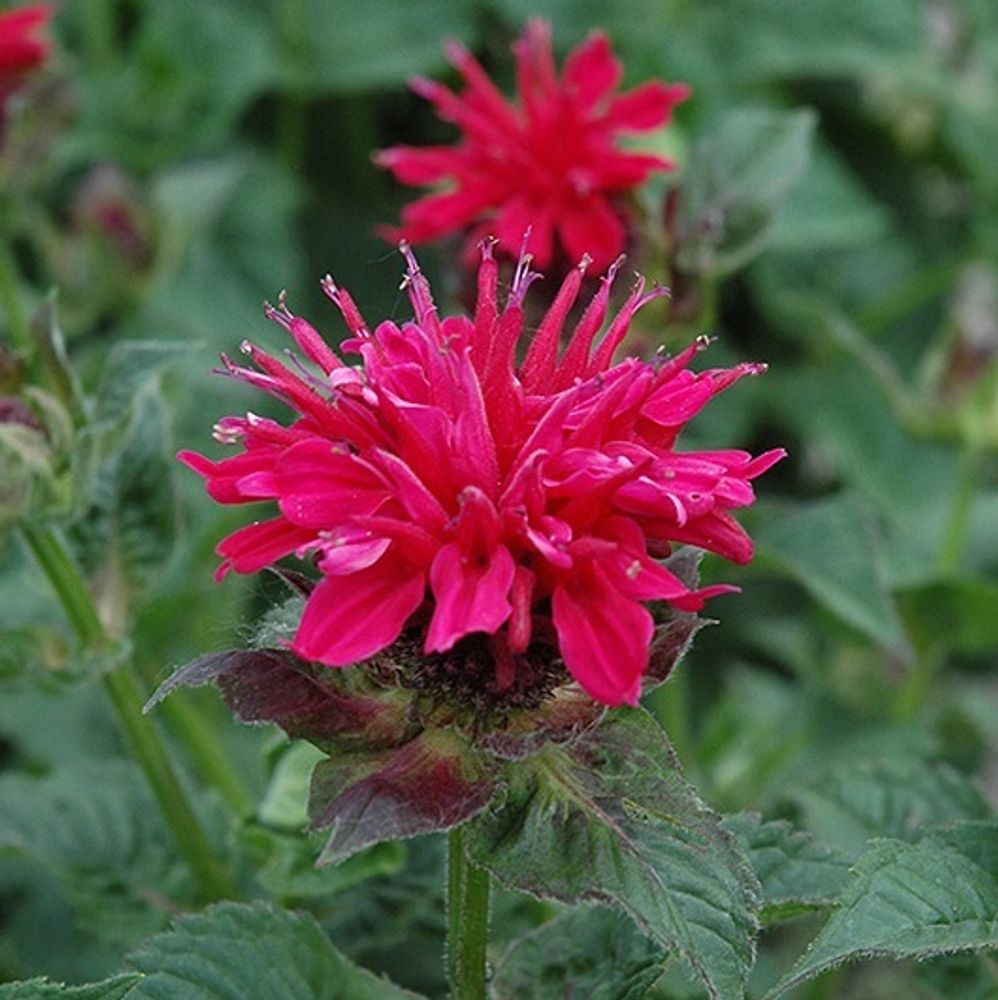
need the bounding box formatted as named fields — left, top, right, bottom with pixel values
left=19, top=522, right=236, bottom=902
left=653, top=665, right=692, bottom=767
left=0, top=241, right=31, bottom=353
left=278, top=0, right=308, bottom=175
left=158, top=694, right=255, bottom=816
left=447, top=826, right=490, bottom=1000
left=937, top=443, right=979, bottom=575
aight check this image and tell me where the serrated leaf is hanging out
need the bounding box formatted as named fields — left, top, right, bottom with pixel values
left=72, top=389, right=180, bottom=595
left=123, top=901, right=422, bottom=999
left=768, top=822, right=998, bottom=998
left=0, top=762, right=175, bottom=880
left=492, top=906, right=669, bottom=1000
left=789, top=757, right=990, bottom=857
left=675, top=108, right=816, bottom=277
left=0, top=761, right=188, bottom=948
left=0, top=977, right=142, bottom=999
left=241, top=824, right=405, bottom=900
left=467, top=708, right=760, bottom=1000
left=723, top=814, right=852, bottom=921
left=754, top=493, right=908, bottom=651
left=309, top=729, right=499, bottom=865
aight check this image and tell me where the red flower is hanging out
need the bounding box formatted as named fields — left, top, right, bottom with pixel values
left=0, top=5, right=53, bottom=110
left=181, top=246, right=783, bottom=707
left=377, top=21, right=689, bottom=273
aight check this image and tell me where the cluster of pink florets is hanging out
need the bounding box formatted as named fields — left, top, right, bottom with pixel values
left=182, top=244, right=783, bottom=706
left=0, top=5, right=52, bottom=114
left=377, top=20, right=689, bottom=272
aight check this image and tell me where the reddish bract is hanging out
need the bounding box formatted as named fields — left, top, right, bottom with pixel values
left=377, top=20, right=689, bottom=272
left=182, top=245, right=783, bottom=707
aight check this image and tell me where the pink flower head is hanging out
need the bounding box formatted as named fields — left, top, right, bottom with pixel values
left=376, top=21, right=689, bottom=273
left=0, top=5, right=53, bottom=110
left=181, top=245, right=783, bottom=707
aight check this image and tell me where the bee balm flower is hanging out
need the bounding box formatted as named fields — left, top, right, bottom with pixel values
left=377, top=21, right=689, bottom=273
left=0, top=5, right=53, bottom=113
left=181, top=245, right=782, bottom=707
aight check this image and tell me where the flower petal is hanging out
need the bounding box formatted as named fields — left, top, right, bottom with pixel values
left=275, top=438, right=390, bottom=528
left=293, top=550, right=426, bottom=665
left=607, top=81, right=691, bottom=131
left=557, top=196, right=627, bottom=274
left=552, top=561, right=652, bottom=707
left=215, top=518, right=314, bottom=580
left=425, top=542, right=515, bottom=653
left=563, top=31, right=621, bottom=112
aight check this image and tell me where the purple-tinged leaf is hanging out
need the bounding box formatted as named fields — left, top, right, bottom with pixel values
left=144, top=649, right=281, bottom=711
left=266, top=565, right=318, bottom=596
left=309, top=729, right=499, bottom=865
left=477, top=686, right=604, bottom=760
left=146, top=649, right=419, bottom=752
left=644, top=612, right=705, bottom=689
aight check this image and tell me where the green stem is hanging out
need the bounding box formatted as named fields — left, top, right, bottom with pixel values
left=447, top=826, right=490, bottom=1000
left=937, top=444, right=979, bottom=576
left=652, top=665, right=692, bottom=767
left=0, top=241, right=31, bottom=353
left=278, top=0, right=308, bottom=175
left=19, top=522, right=236, bottom=902
left=158, top=695, right=255, bottom=816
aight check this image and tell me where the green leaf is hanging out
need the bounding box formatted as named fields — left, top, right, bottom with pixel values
left=0, top=760, right=188, bottom=949
left=899, top=577, right=998, bottom=656
left=0, top=978, right=142, bottom=999
left=675, top=108, right=816, bottom=277
left=789, top=757, right=990, bottom=857
left=72, top=389, right=180, bottom=596
left=768, top=822, right=998, bottom=998
left=124, top=901, right=422, bottom=999
left=149, top=157, right=253, bottom=286
left=258, top=741, right=328, bottom=829
left=492, top=906, right=670, bottom=1000
left=92, top=342, right=188, bottom=428
left=296, top=0, right=476, bottom=94
left=690, top=0, right=925, bottom=84
left=240, top=824, right=405, bottom=900
left=723, top=814, right=852, bottom=921
left=754, top=493, right=908, bottom=651
left=139, top=153, right=304, bottom=351
left=468, top=708, right=759, bottom=1000
left=769, top=143, right=893, bottom=253
left=321, top=836, right=447, bottom=997
left=65, top=0, right=276, bottom=171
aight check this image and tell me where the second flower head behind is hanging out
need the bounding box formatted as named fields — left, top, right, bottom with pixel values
left=0, top=4, right=53, bottom=115
left=181, top=244, right=784, bottom=708
left=377, top=20, right=689, bottom=273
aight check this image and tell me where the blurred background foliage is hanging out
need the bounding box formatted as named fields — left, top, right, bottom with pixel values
left=1, top=0, right=997, bottom=997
